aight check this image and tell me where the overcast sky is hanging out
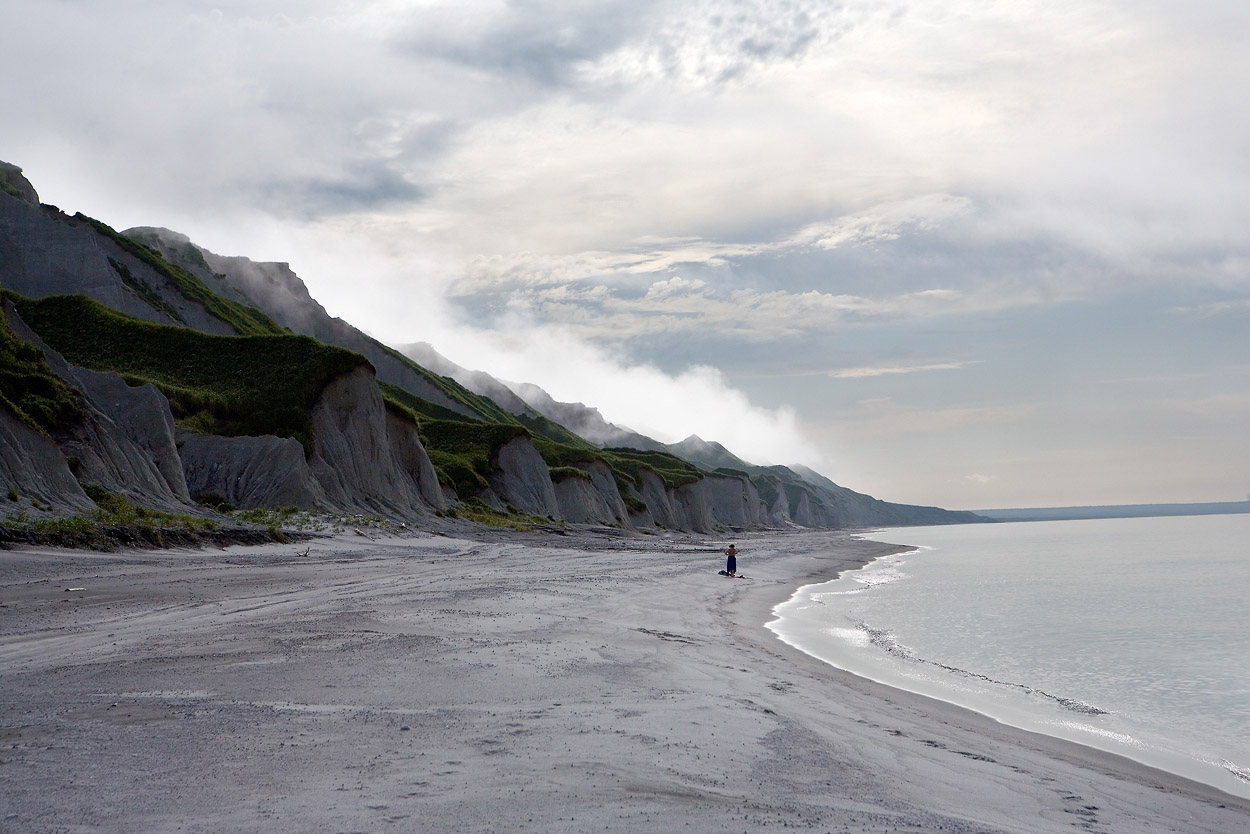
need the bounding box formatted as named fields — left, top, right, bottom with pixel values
left=6, top=0, right=1249, bottom=509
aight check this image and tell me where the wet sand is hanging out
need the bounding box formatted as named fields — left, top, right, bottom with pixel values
left=2, top=527, right=1247, bottom=832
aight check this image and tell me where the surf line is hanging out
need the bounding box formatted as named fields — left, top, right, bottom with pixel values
left=851, top=618, right=1109, bottom=716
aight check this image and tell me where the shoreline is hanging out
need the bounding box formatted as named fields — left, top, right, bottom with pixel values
left=749, top=531, right=1250, bottom=805
left=2, top=526, right=1248, bottom=832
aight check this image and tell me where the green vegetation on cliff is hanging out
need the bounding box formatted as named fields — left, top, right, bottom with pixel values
left=378, top=380, right=477, bottom=424
left=530, top=440, right=704, bottom=515
left=516, top=412, right=598, bottom=447
left=7, top=293, right=368, bottom=450
left=419, top=419, right=530, bottom=498
left=372, top=340, right=522, bottom=424
left=0, top=305, right=83, bottom=435
left=603, top=447, right=703, bottom=490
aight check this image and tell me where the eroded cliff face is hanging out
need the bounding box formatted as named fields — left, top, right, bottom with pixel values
left=669, top=480, right=717, bottom=533
left=54, top=367, right=192, bottom=511
left=1, top=167, right=984, bottom=534
left=0, top=407, right=93, bottom=512
left=483, top=436, right=561, bottom=518
left=627, top=470, right=680, bottom=530
left=129, top=228, right=486, bottom=422
left=166, top=365, right=450, bottom=519
left=552, top=461, right=629, bottom=526
left=179, top=432, right=326, bottom=510
left=1, top=300, right=449, bottom=522
left=619, top=470, right=767, bottom=534
left=385, top=411, right=447, bottom=511
left=0, top=200, right=237, bottom=335
left=701, top=473, right=764, bottom=529
left=4, top=304, right=192, bottom=511
left=307, top=366, right=440, bottom=519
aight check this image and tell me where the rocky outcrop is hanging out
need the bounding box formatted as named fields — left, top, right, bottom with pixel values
left=179, top=432, right=326, bottom=509
left=0, top=162, right=39, bottom=206
left=178, top=367, right=448, bottom=517
left=0, top=407, right=94, bottom=513
left=552, top=460, right=629, bottom=526
left=5, top=304, right=192, bottom=511
left=668, top=435, right=754, bottom=471
left=0, top=193, right=237, bottom=335
left=508, top=380, right=667, bottom=451
left=307, top=366, right=440, bottom=519
left=54, top=368, right=192, bottom=510
left=128, top=228, right=489, bottom=421
left=483, top=436, right=561, bottom=518
left=701, top=472, right=764, bottom=529
left=385, top=411, right=448, bottom=510
left=402, top=342, right=535, bottom=416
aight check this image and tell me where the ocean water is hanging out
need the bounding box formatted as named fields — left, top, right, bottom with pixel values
left=767, top=514, right=1250, bottom=799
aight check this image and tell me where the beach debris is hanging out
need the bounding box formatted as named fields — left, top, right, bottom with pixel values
left=294, top=546, right=311, bottom=558
left=64, top=587, right=85, bottom=592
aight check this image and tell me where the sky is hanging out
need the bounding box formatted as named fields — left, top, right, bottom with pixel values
left=5, top=0, right=1249, bottom=510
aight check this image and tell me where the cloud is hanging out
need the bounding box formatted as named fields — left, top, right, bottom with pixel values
left=262, top=161, right=427, bottom=218
left=428, top=318, right=821, bottom=466
left=469, top=275, right=1053, bottom=346
left=5, top=0, right=1250, bottom=505
left=586, top=0, right=896, bottom=88
left=1169, top=298, right=1250, bottom=317
left=790, top=195, right=975, bottom=250
left=826, top=361, right=981, bottom=379
left=400, top=0, right=657, bottom=88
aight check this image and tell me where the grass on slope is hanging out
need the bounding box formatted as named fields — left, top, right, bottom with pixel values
left=379, top=380, right=476, bottom=424
left=602, top=447, right=704, bottom=490
left=418, top=419, right=530, bottom=498
left=370, top=339, right=523, bottom=424
left=515, top=412, right=599, bottom=448
left=0, top=305, right=83, bottom=434
left=381, top=382, right=635, bottom=503
left=8, top=293, right=368, bottom=451
left=75, top=214, right=288, bottom=337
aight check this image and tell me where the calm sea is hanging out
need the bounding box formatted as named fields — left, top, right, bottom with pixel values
left=767, top=514, right=1250, bottom=799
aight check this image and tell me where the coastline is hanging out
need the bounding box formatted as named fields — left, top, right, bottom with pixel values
left=738, top=531, right=1250, bottom=799
left=764, top=522, right=1250, bottom=802
left=2, top=526, right=1247, bottom=832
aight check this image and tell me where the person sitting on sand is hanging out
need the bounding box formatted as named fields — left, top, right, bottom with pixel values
left=724, top=543, right=738, bottom=577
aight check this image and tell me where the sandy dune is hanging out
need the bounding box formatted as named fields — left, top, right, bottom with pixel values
left=2, top=528, right=1246, bottom=832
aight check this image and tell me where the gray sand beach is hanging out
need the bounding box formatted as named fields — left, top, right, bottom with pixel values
left=2, top=528, right=1247, bottom=832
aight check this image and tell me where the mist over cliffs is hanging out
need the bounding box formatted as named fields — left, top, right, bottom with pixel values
left=0, top=160, right=984, bottom=536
